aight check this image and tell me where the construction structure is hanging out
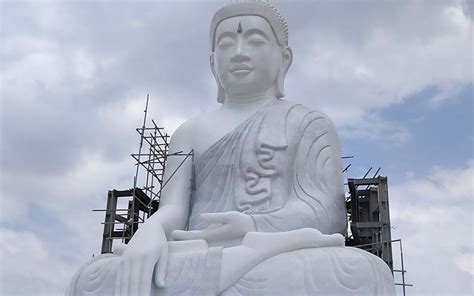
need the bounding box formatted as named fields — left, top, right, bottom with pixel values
left=95, top=95, right=193, bottom=254
left=346, top=175, right=393, bottom=268
left=344, top=168, right=412, bottom=294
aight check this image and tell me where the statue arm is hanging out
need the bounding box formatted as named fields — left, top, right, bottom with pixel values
left=115, top=121, right=194, bottom=295
left=251, top=112, right=347, bottom=235
left=145, top=120, right=194, bottom=238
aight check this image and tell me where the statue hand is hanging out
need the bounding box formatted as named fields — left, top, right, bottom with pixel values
left=172, top=211, right=256, bottom=243
left=115, top=223, right=169, bottom=296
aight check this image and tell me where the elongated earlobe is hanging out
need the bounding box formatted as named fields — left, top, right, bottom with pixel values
left=274, top=46, right=293, bottom=98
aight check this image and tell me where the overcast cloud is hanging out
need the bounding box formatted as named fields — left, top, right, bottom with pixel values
left=0, top=0, right=472, bottom=295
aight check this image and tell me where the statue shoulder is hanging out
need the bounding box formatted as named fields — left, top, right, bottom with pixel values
left=281, top=101, right=339, bottom=136
left=169, top=108, right=221, bottom=147
left=172, top=120, right=193, bottom=139
left=169, top=117, right=198, bottom=149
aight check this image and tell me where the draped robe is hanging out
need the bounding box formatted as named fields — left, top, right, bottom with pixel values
left=67, top=99, right=395, bottom=296
left=189, top=99, right=347, bottom=236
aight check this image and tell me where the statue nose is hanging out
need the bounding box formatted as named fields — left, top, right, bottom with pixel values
left=231, top=39, right=250, bottom=63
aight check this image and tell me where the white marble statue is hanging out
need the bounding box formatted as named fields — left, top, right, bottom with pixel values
left=67, top=1, right=396, bottom=295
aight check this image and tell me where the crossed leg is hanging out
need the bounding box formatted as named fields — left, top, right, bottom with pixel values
left=217, top=228, right=344, bottom=293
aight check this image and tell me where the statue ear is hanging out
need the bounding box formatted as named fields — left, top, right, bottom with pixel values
left=210, top=53, right=226, bottom=103
left=274, top=46, right=293, bottom=98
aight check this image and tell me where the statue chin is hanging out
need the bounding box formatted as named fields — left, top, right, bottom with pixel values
left=67, top=2, right=396, bottom=295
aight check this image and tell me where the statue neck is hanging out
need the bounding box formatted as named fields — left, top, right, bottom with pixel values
left=221, top=95, right=276, bottom=112
left=223, top=90, right=277, bottom=108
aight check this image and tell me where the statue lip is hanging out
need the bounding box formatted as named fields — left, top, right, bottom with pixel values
left=230, top=64, right=254, bottom=73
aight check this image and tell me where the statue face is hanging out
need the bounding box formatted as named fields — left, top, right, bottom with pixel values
left=213, top=15, right=286, bottom=99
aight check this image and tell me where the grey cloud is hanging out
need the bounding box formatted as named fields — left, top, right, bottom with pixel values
left=279, top=0, right=471, bottom=138
left=0, top=0, right=472, bottom=295
left=390, top=161, right=474, bottom=294
left=1, top=1, right=222, bottom=176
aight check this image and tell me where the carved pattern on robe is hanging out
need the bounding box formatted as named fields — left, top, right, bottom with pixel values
left=238, top=104, right=289, bottom=213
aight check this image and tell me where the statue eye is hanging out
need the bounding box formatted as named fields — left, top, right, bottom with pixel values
left=219, top=42, right=234, bottom=48
left=218, top=37, right=235, bottom=49
left=248, top=36, right=266, bottom=46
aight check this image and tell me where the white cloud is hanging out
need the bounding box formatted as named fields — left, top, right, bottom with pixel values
left=287, top=0, right=472, bottom=141
left=0, top=88, right=178, bottom=294
left=338, top=113, right=410, bottom=144
left=73, top=49, right=97, bottom=84
left=394, top=160, right=474, bottom=204
left=455, top=254, right=474, bottom=276
left=0, top=152, right=136, bottom=294
left=2, top=50, right=66, bottom=99
left=390, top=161, right=474, bottom=295
left=0, top=228, right=76, bottom=296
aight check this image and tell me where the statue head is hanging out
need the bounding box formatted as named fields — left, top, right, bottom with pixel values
left=210, top=0, right=293, bottom=103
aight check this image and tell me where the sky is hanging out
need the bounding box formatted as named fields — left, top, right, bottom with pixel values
left=0, top=0, right=472, bottom=295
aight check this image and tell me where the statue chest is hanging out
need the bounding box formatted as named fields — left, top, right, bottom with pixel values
left=189, top=101, right=300, bottom=226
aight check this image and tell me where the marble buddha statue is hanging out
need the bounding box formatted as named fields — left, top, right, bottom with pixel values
left=67, top=1, right=396, bottom=295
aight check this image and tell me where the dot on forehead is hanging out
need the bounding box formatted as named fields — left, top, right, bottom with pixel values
left=216, top=15, right=276, bottom=41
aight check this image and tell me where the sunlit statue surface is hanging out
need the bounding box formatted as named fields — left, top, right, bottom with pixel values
left=67, top=1, right=395, bottom=295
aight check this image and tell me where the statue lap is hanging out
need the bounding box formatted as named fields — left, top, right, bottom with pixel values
left=67, top=239, right=395, bottom=295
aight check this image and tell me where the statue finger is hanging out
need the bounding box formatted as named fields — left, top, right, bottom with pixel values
left=187, top=224, right=230, bottom=243
left=200, top=212, right=233, bottom=224
left=172, top=229, right=207, bottom=240
left=138, top=260, right=155, bottom=296
left=155, top=243, right=169, bottom=288
left=153, top=252, right=162, bottom=287
left=128, top=259, right=142, bottom=295
left=204, top=224, right=230, bottom=240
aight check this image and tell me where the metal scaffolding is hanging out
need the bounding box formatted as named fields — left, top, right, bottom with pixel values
left=355, top=239, right=413, bottom=295
left=95, top=95, right=193, bottom=254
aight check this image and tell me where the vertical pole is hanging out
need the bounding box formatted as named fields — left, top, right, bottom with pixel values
left=131, top=94, right=150, bottom=238
left=146, top=126, right=158, bottom=217
left=125, top=199, right=134, bottom=244
left=379, top=176, right=393, bottom=270
left=400, top=240, right=406, bottom=296
left=134, top=94, right=149, bottom=190
left=101, top=190, right=117, bottom=254
left=161, top=133, right=169, bottom=195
